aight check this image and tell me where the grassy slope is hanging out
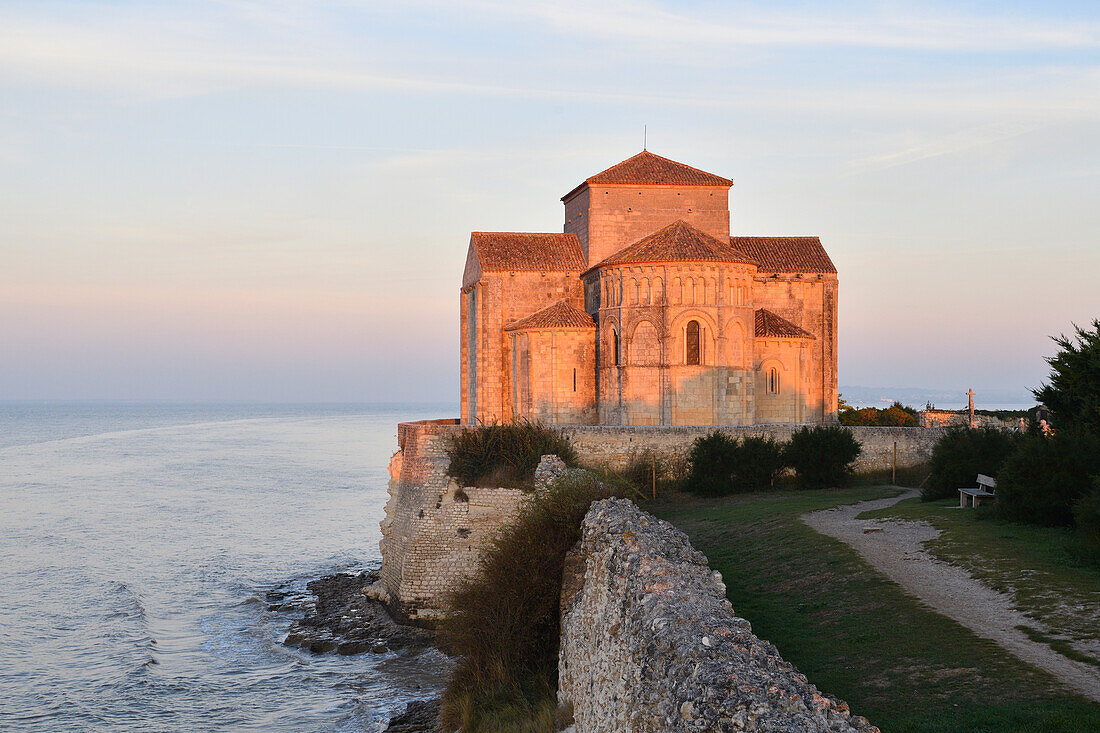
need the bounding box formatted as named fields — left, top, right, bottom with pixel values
left=653, top=488, right=1100, bottom=733
left=860, top=497, right=1100, bottom=662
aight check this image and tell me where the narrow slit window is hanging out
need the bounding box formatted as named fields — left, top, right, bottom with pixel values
left=768, top=367, right=780, bottom=394
left=573, top=368, right=577, bottom=391
left=613, top=330, right=620, bottom=366
left=686, top=320, right=700, bottom=365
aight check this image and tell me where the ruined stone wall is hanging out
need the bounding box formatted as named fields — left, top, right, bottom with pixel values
left=381, top=419, right=532, bottom=624
left=559, top=498, right=879, bottom=733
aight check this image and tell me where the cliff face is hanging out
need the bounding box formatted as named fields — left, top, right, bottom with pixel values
left=559, top=499, right=880, bottom=733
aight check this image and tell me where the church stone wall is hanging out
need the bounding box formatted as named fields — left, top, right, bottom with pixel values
left=752, top=274, right=839, bottom=423
left=569, top=184, right=730, bottom=266
left=461, top=271, right=585, bottom=425
left=512, top=328, right=597, bottom=425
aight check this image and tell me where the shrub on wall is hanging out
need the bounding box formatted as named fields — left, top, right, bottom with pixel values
left=445, top=421, right=577, bottom=489
left=922, top=427, right=1023, bottom=502
left=995, top=429, right=1100, bottom=526
left=440, top=473, right=620, bottom=732
left=785, top=426, right=862, bottom=489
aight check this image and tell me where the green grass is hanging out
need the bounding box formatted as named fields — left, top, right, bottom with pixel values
left=859, top=498, right=1100, bottom=646
left=653, top=487, right=1100, bottom=733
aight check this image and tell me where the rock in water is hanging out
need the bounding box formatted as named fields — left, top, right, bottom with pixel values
left=279, top=570, right=435, bottom=654
left=385, top=699, right=441, bottom=732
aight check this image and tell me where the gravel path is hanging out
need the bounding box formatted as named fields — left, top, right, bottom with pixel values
left=802, top=489, right=1100, bottom=702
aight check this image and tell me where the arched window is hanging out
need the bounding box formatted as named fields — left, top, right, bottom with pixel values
left=612, top=329, right=620, bottom=366
left=768, top=367, right=780, bottom=394
left=686, top=320, right=700, bottom=365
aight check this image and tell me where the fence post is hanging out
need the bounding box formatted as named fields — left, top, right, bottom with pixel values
left=893, top=441, right=897, bottom=485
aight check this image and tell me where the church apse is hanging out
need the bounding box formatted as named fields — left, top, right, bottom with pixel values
left=460, top=150, right=838, bottom=427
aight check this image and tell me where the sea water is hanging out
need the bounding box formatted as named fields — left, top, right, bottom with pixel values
left=0, top=402, right=454, bottom=732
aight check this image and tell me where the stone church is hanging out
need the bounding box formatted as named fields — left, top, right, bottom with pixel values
left=460, top=150, right=838, bottom=427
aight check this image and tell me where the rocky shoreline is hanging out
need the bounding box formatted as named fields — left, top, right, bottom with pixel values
left=266, top=569, right=445, bottom=731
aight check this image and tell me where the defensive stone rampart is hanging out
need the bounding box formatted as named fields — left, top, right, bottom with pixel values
left=559, top=498, right=880, bottom=733
left=382, top=419, right=945, bottom=621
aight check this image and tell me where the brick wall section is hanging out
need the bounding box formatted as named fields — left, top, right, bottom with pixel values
left=559, top=499, right=880, bottom=733
left=382, top=420, right=946, bottom=620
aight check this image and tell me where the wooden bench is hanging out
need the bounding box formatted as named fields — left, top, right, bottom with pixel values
left=959, top=474, right=996, bottom=508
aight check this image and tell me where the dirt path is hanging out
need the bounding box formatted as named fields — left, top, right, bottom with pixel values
left=802, top=489, right=1100, bottom=703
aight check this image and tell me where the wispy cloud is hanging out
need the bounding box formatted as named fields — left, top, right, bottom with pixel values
left=465, top=0, right=1100, bottom=50
left=848, top=121, right=1044, bottom=172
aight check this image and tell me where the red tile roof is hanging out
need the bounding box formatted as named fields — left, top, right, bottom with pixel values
left=563, top=151, right=731, bottom=200
left=470, top=232, right=586, bottom=273
left=755, top=308, right=815, bottom=339
left=731, top=237, right=836, bottom=274
left=505, top=300, right=595, bottom=331
left=586, top=220, right=756, bottom=273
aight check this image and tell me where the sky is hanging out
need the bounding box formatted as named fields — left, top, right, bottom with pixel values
left=2, top=0, right=1098, bottom=405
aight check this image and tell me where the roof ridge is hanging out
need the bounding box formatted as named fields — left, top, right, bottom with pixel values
left=585, top=219, right=756, bottom=273
left=755, top=308, right=815, bottom=339
left=564, top=150, right=731, bottom=199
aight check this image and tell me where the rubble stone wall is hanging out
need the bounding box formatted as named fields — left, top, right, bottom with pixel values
left=559, top=498, right=880, bottom=733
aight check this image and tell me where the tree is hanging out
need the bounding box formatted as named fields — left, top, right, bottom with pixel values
left=1033, top=320, right=1100, bottom=434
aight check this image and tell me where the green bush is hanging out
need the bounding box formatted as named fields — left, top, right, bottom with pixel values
left=439, top=473, right=620, bottom=732
left=445, top=421, right=576, bottom=489
left=1072, top=485, right=1100, bottom=566
left=684, top=431, right=740, bottom=496
left=1033, top=319, right=1100, bottom=433
left=683, top=432, right=788, bottom=495
left=996, top=429, right=1100, bottom=526
left=785, top=426, right=862, bottom=489
left=735, top=435, right=787, bottom=492
left=922, top=427, right=1023, bottom=502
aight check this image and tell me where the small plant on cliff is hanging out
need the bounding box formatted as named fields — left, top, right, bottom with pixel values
left=784, top=426, right=861, bottom=489
left=922, top=427, right=1022, bottom=502
left=440, top=473, right=621, bottom=732
left=445, top=420, right=577, bottom=489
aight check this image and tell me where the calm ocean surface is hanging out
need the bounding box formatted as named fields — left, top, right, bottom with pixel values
left=0, top=402, right=456, bottom=732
